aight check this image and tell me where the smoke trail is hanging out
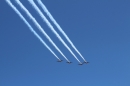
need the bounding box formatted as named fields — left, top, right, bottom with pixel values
left=28, top=0, right=82, bottom=64
left=37, top=0, right=87, bottom=62
left=15, top=0, right=70, bottom=62
left=6, top=0, right=61, bottom=61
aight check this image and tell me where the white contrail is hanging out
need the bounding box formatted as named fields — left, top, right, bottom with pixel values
left=28, top=0, right=82, bottom=64
left=37, top=0, right=87, bottom=62
left=15, top=0, right=70, bottom=62
left=6, top=0, right=61, bottom=61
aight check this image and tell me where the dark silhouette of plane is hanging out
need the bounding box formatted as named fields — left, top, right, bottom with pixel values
left=78, top=63, right=83, bottom=65
left=57, top=60, right=63, bottom=62
left=84, top=61, right=89, bottom=64
left=66, top=61, right=72, bottom=64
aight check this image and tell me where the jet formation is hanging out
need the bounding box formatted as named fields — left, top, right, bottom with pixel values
left=57, top=60, right=89, bottom=65
left=6, top=0, right=89, bottom=65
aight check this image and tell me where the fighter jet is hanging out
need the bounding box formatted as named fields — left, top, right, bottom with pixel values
left=84, top=61, right=89, bottom=64
left=66, top=61, right=72, bottom=64
left=57, top=60, right=63, bottom=62
left=78, top=63, right=83, bottom=65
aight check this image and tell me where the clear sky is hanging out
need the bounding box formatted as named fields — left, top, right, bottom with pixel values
left=0, top=0, right=130, bottom=86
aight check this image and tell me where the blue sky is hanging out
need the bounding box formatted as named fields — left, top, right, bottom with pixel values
left=0, top=0, right=130, bottom=86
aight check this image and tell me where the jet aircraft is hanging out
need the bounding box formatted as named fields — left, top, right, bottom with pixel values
left=67, top=61, right=72, bottom=64
left=78, top=63, right=83, bottom=65
left=84, top=61, right=89, bottom=64
left=57, top=60, right=63, bottom=62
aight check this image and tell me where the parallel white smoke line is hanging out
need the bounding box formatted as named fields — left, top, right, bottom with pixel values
left=6, top=0, right=61, bottom=61
left=37, top=0, right=87, bottom=62
left=28, top=0, right=82, bottom=64
left=15, top=0, right=70, bottom=62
